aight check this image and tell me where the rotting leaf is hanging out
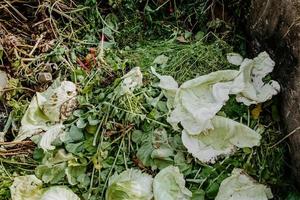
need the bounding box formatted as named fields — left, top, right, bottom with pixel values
left=14, top=80, right=77, bottom=151
left=251, top=104, right=262, bottom=119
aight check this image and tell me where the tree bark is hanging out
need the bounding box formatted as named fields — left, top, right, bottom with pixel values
left=246, top=0, right=300, bottom=188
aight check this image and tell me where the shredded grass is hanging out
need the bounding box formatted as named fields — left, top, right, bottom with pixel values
left=119, top=35, right=235, bottom=83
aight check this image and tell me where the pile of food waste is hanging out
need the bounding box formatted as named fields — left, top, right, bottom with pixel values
left=0, top=0, right=298, bottom=199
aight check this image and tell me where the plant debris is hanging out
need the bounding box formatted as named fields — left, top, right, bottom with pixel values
left=0, top=0, right=295, bottom=200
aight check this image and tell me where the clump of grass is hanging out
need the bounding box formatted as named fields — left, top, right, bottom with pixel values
left=119, top=36, right=234, bottom=83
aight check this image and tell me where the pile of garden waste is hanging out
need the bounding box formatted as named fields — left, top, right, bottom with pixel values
left=0, top=0, right=298, bottom=200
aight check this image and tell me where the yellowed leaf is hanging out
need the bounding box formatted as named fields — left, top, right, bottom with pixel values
left=251, top=104, right=262, bottom=119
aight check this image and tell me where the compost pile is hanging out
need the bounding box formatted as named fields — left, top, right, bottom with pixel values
left=0, top=0, right=298, bottom=200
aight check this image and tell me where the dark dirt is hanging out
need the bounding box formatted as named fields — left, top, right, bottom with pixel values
left=245, top=0, right=300, bottom=189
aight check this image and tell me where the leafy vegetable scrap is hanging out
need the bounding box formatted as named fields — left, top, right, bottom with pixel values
left=106, top=166, right=191, bottom=200
left=215, top=168, right=273, bottom=200
left=232, top=52, right=281, bottom=106
left=182, top=116, right=261, bottom=163
left=134, top=128, right=175, bottom=170
left=120, top=67, right=143, bottom=95
left=0, top=1, right=290, bottom=199
left=153, top=166, right=192, bottom=200
left=10, top=175, right=80, bottom=200
left=15, top=80, right=77, bottom=151
left=153, top=51, right=280, bottom=163
left=106, top=169, right=153, bottom=200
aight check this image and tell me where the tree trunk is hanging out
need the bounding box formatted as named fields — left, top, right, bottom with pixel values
left=246, top=0, right=300, bottom=188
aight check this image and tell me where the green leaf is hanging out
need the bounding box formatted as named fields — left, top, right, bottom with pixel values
left=69, top=125, right=84, bottom=142
left=131, top=130, right=144, bottom=144
left=65, top=142, right=84, bottom=154
left=76, top=118, right=87, bottom=128
left=206, top=182, right=220, bottom=199
left=65, top=165, right=86, bottom=185
left=33, top=148, right=45, bottom=161
left=174, top=152, right=192, bottom=174
left=191, top=190, right=205, bottom=200
left=136, top=128, right=174, bottom=169
left=35, top=163, right=66, bottom=184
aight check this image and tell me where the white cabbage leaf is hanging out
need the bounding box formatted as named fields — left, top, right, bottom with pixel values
left=233, top=52, right=280, bottom=105
left=215, top=168, right=273, bottom=200
left=151, top=67, right=178, bottom=109
left=153, top=52, right=280, bottom=135
left=181, top=116, right=261, bottom=163
left=10, top=175, right=80, bottom=200
left=37, top=80, right=77, bottom=122
left=168, top=70, right=241, bottom=135
left=227, top=53, right=244, bottom=66
left=39, top=123, right=65, bottom=150
left=15, top=80, right=77, bottom=151
left=153, top=166, right=192, bottom=200
left=41, top=186, right=80, bottom=200
left=106, top=169, right=153, bottom=200
left=10, top=175, right=43, bottom=200
left=120, top=67, right=143, bottom=95
left=153, top=55, right=169, bottom=66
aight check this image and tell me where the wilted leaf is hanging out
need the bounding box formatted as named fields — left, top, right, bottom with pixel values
left=153, top=55, right=169, bottom=67
left=168, top=70, right=241, bottom=135
left=10, top=175, right=43, bottom=200
left=215, top=168, right=273, bottom=200
left=251, top=104, right=262, bottom=119
left=39, top=123, right=65, bottom=150
left=120, top=67, right=143, bottom=95
left=227, top=53, right=244, bottom=66
left=136, top=128, right=174, bottom=170
left=151, top=67, right=178, bottom=110
left=106, top=169, right=153, bottom=200
left=10, top=175, right=80, bottom=200
left=41, top=186, right=80, bottom=200
left=153, top=166, right=192, bottom=200
left=15, top=80, right=77, bottom=151
left=181, top=116, right=261, bottom=163
left=234, top=52, right=280, bottom=105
